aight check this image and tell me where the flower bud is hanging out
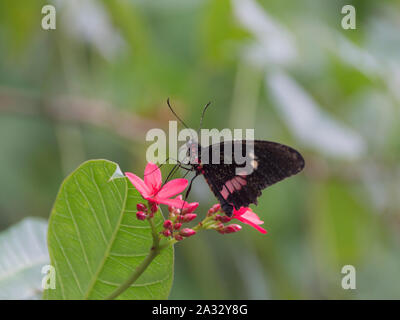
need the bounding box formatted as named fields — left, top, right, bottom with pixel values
left=214, top=222, right=224, bottom=230
left=212, top=203, right=221, bottom=212
left=182, top=202, right=199, bottom=214
left=181, top=213, right=197, bottom=223
left=162, top=229, right=172, bottom=237
left=136, top=211, right=147, bottom=221
left=219, top=215, right=231, bottom=223
left=173, top=222, right=182, bottom=230
left=163, top=220, right=173, bottom=229
left=207, top=203, right=221, bottom=216
left=207, top=209, right=214, bottom=216
left=136, top=203, right=147, bottom=211
left=174, top=234, right=184, bottom=241
left=216, top=222, right=227, bottom=234
left=180, top=228, right=196, bottom=237
left=223, top=224, right=242, bottom=234
left=151, top=202, right=158, bottom=213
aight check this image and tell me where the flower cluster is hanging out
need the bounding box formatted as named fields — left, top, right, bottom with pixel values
left=125, top=162, right=267, bottom=240
left=161, top=196, right=198, bottom=241
left=135, top=202, right=158, bottom=220
left=204, top=204, right=267, bottom=234
left=205, top=204, right=242, bottom=234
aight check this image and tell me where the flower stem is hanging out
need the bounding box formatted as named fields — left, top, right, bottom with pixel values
left=149, top=216, right=160, bottom=249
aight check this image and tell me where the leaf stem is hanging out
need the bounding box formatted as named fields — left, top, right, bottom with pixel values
left=105, top=213, right=162, bottom=300
left=105, top=246, right=159, bottom=300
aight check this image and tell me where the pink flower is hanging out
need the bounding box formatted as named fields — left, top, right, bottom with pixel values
left=232, top=207, right=267, bottom=234
left=125, top=162, right=189, bottom=208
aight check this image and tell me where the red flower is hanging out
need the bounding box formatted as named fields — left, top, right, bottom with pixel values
left=125, top=162, right=189, bottom=208
left=232, top=207, right=267, bottom=234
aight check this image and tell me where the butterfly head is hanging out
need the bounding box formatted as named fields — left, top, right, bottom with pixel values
left=185, top=139, right=202, bottom=165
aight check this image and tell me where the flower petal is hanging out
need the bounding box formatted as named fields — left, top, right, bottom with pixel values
left=125, top=172, right=151, bottom=198
left=144, top=162, right=162, bottom=193
left=235, top=216, right=268, bottom=234
left=154, top=197, right=189, bottom=208
left=185, top=202, right=199, bottom=213
left=233, top=207, right=268, bottom=234
left=241, top=210, right=264, bottom=225
left=157, top=178, right=188, bottom=199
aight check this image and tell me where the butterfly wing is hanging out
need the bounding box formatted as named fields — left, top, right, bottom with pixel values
left=200, top=140, right=305, bottom=216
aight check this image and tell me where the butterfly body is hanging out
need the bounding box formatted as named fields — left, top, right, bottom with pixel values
left=186, top=139, right=305, bottom=216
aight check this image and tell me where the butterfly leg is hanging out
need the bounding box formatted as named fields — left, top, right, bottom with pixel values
left=176, top=172, right=200, bottom=212
left=183, top=172, right=199, bottom=202
left=162, top=161, right=193, bottom=186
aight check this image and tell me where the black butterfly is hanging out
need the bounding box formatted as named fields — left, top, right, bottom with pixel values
left=166, top=99, right=305, bottom=217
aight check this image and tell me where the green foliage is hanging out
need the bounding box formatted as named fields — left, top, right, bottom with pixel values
left=43, top=160, right=173, bottom=300
left=1, top=0, right=400, bottom=300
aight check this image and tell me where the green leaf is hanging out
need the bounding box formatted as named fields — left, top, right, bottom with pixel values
left=0, top=218, right=49, bottom=299
left=43, top=160, right=173, bottom=300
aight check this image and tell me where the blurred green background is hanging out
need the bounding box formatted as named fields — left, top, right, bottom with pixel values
left=1, top=0, right=400, bottom=299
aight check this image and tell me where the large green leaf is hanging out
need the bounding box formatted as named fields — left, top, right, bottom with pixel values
left=0, top=218, right=49, bottom=299
left=43, top=160, right=173, bottom=300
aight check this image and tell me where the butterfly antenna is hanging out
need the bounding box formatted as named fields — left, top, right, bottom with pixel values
left=167, top=98, right=190, bottom=129
left=198, top=101, right=211, bottom=134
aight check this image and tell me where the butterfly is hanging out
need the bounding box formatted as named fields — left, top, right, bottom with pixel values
left=166, top=99, right=305, bottom=217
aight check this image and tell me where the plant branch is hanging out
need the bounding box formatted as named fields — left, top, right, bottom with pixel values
left=0, top=86, right=160, bottom=142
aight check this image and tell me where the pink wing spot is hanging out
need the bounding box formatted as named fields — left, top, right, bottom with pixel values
left=221, top=185, right=229, bottom=199
left=219, top=176, right=247, bottom=200
left=225, top=180, right=235, bottom=193
left=235, top=176, right=247, bottom=187
left=232, top=178, right=243, bottom=190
